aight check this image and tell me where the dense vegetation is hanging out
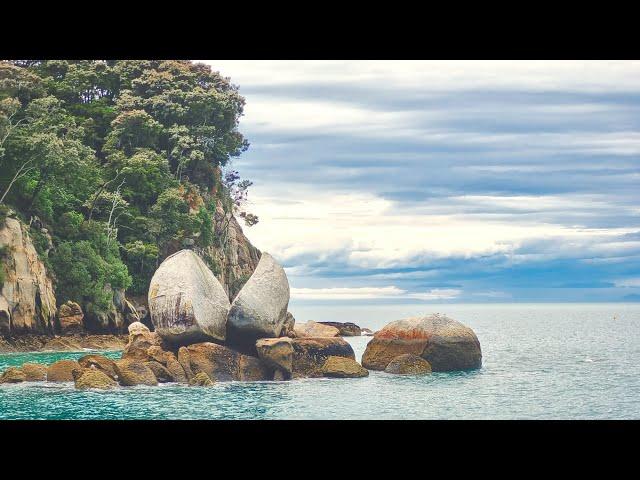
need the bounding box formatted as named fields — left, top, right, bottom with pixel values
left=0, top=60, right=256, bottom=315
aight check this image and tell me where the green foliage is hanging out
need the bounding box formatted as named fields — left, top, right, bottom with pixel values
left=0, top=60, right=254, bottom=310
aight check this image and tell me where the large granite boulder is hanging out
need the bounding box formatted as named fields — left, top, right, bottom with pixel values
left=226, top=252, right=290, bottom=349
left=291, top=337, right=356, bottom=378
left=362, top=314, right=482, bottom=372
left=293, top=321, right=340, bottom=338
left=57, top=301, right=85, bottom=334
left=256, top=337, right=293, bottom=379
left=182, top=342, right=271, bottom=382
left=384, top=354, right=432, bottom=375
left=322, top=356, right=369, bottom=378
left=319, top=322, right=361, bottom=336
left=47, top=359, right=82, bottom=382
left=148, top=249, right=230, bottom=345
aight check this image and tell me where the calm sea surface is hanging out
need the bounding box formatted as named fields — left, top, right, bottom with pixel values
left=1, top=303, right=639, bottom=419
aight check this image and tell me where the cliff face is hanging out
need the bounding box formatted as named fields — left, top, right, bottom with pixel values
left=0, top=217, right=57, bottom=335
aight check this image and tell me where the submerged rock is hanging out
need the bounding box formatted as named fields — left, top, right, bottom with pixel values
left=73, top=368, right=118, bottom=390
left=47, top=359, right=82, bottom=382
left=322, top=356, right=368, bottom=378
left=291, top=337, right=356, bottom=378
left=293, top=321, right=340, bottom=338
left=319, top=322, right=361, bottom=336
left=148, top=250, right=231, bottom=345
left=0, top=367, right=26, bottom=383
left=362, top=314, right=482, bottom=372
left=384, top=354, right=432, bottom=375
left=226, top=252, right=290, bottom=349
left=20, top=362, right=47, bottom=381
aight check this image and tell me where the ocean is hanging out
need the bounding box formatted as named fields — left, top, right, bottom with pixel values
left=1, top=303, right=638, bottom=419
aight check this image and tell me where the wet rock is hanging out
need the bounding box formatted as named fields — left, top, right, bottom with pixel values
left=226, top=252, right=290, bottom=349
left=47, top=359, right=82, bottom=382
left=362, top=314, right=482, bottom=372
left=20, top=362, right=47, bottom=381
left=78, top=354, right=118, bottom=380
left=293, top=321, right=340, bottom=338
left=114, top=359, right=158, bottom=386
left=73, top=368, right=118, bottom=390
left=178, top=346, right=194, bottom=380
left=291, top=337, right=356, bottom=378
left=384, top=354, right=432, bottom=375
left=57, top=301, right=85, bottom=334
left=322, top=356, right=369, bottom=378
left=184, top=342, right=270, bottom=382
left=0, top=367, right=26, bottom=383
left=145, top=361, right=175, bottom=383
left=256, top=337, right=293, bottom=379
left=149, top=249, right=231, bottom=345
left=122, top=324, right=165, bottom=362
left=319, top=322, right=361, bottom=336
left=189, top=371, right=214, bottom=386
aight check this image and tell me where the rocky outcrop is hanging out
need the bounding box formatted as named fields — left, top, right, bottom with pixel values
left=0, top=217, right=56, bottom=335
left=384, top=354, right=432, bottom=375
left=226, top=252, right=290, bottom=350
left=57, top=301, right=84, bottom=334
left=362, top=314, right=482, bottom=372
left=291, top=337, right=356, bottom=378
left=281, top=312, right=296, bottom=337
left=322, top=356, right=369, bottom=378
left=189, top=371, right=214, bottom=386
left=293, top=321, right=340, bottom=338
left=73, top=368, right=118, bottom=390
left=149, top=250, right=231, bottom=345
left=0, top=334, right=127, bottom=353
left=319, top=322, right=361, bottom=336
left=121, top=322, right=166, bottom=361
left=46, top=359, right=82, bottom=382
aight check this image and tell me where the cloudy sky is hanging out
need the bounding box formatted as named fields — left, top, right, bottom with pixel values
left=201, top=61, right=640, bottom=308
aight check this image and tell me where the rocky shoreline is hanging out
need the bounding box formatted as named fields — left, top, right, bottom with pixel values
left=0, top=334, right=128, bottom=353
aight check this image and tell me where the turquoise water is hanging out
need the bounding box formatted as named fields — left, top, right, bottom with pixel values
left=1, top=303, right=639, bottom=419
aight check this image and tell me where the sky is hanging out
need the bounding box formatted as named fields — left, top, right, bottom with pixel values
left=201, top=61, right=640, bottom=309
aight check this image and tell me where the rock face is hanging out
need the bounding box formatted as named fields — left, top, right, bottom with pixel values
left=291, top=338, right=356, bottom=378
left=122, top=322, right=166, bottom=361
left=281, top=312, right=296, bottom=337
left=149, top=249, right=231, bottom=345
left=189, top=371, right=214, bottom=386
left=362, top=314, right=482, bottom=372
left=322, top=356, right=369, bottom=378
left=256, top=337, right=293, bottom=379
left=0, top=217, right=56, bottom=335
left=384, top=354, right=432, bottom=375
left=57, top=301, right=84, bottom=334
left=319, top=322, right=361, bottom=336
left=182, top=342, right=271, bottom=382
left=226, top=252, right=290, bottom=349
left=47, top=359, right=82, bottom=382
left=294, top=321, right=340, bottom=338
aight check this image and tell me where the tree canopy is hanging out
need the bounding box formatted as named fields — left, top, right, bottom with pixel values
left=0, top=60, right=256, bottom=312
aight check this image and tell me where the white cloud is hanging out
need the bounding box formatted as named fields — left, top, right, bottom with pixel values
left=615, top=278, right=640, bottom=288
left=290, top=286, right=461, bottom=301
